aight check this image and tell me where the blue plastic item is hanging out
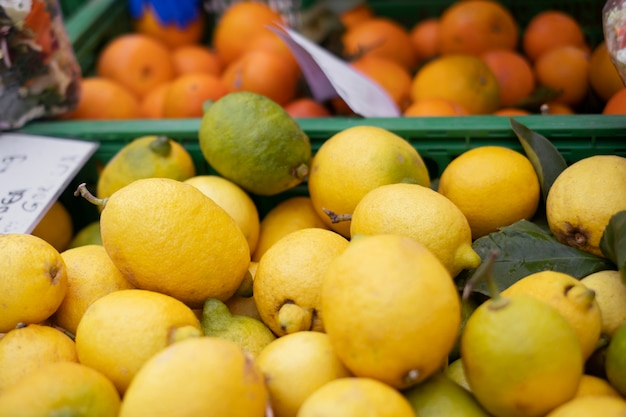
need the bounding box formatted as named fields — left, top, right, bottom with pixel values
left=127, top=0, right=202, bottom=28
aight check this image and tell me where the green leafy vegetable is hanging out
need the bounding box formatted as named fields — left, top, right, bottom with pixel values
left=510, top=118, right=568, bottom=201
left=600, top=210, right=626, bottom=284
left=456, top=220, right=615, bottom=296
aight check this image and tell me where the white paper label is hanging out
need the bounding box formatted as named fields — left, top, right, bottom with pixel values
left=270, top=24, right=401, bottom=117
left=0, top=133, right=98, bottom=234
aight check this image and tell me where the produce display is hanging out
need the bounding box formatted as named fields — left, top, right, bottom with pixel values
left=2, top=0, right=626, bottom=416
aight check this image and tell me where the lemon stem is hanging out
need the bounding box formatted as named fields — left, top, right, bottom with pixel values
left=149, top=136, right=172, bottom=157
left=292, top=162, right=309, bottom=180
left=462, top=250, right=508, bottom=309
left=322, top=208, right=352, bottom=224
left=74, top=183, right=108, bottom=209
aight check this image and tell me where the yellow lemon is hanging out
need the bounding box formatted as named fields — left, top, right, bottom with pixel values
left=96, top=135, right=196, bottom=199
left=461, top=293, right=584, bottom=417
left=438, top=146, right=540, bottom=240
left=69, top=220, right=102, bottom=248
left=546, top=155, right=626, bottom=257
left=545, top=395, right=626, bottom=417
left=252, top=196, right=329, bottom=262
left=445, top=358, right=471, bottom=391
left=0, top=234, right=67, bottom=332
left=255, top=331, right=352, bottom=417
left=184, top=175, right=260, bottom=254
left=322, top=234, right=460, bottom=389
left=297, top=377, right=416, bottom=417
left=574, top=374, right=621, bottom=398
left=119, top=337, right=267, bottom=417
left=31, top=200, right=73, bottom=252
left=200, top=298, right=276, bottom=358
left=74, top=289, right=202, bottom=394
left=0, top=361, right=121, bottom=417
left=225, top=261, right=263, bottom=321
left=82, top=177, right=250, bottom=307
left=501, top=270, right=602, bottom=360
left=199, top=91, right=311, bottom=196
left=254, top=227, right=350, bottom=336
left=307, top=125, right=430, bottom=237
left=0, top=324, right=77, bottom=393
left=350, top=182, right=480, bottom=277
left=51, top=244, right=135, bottom=335
left=580, top=270, right=626, bottom=337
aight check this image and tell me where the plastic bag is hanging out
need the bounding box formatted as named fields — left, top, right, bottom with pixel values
left=0, top=0, right=81, bottom=130
left=603, top=0, right=626, bottom=84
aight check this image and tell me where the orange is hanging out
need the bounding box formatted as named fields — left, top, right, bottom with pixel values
left=493, top=107, right=531, bottom=116
left=481, top=49, right=535, bottom=108
left=342, top=17, right=418, bottom=71
left=534, top=45, right=590, bottom=107
left=244, top=30, right=299, bottom=70
left=350, top=55, right=413, bottom=111
left=410, top=54, right=500, bottom=115
left=96, top=33, right=175, bottom=99
left=340, top=3, right=375, bottom=30
left=163, top=73, right=229, bottom=118
left=540, top=102, right=575, bottom=115
left=438, top=0, right=518, bottom=56
left=221, top=49, right=300, bottom=106
left=64, top=77, right=140, bottom=119
left=522, top=10, right=588, bottom=62
left=171, top=44, right=222, bottom=76
left=284, top=97, right=332, bottom=117
left=139, top=82, right=171, bottom=119
left=409, top=18, right=440, bottom=62
left=403, top=98, right=469, bottom=116
left=589, top=41, right=626, bottom=102
left=212, top=1, right=283, bottom=67
left=603, top=88, right=626, bottom=114
left=132, top=4, right=205, bottom=49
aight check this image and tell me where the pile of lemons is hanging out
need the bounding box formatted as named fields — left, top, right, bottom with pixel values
left=2, top=91, right=626, bottom=417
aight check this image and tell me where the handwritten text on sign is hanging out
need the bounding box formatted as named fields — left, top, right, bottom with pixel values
left=0, top=133, right=98, bottom=234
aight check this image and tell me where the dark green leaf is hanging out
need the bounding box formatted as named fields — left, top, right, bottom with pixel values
left=600, top=210, right=626, bottom=285
left=457, top=220, right=616, bottom=297
left=510, top=118, right=568, bottom=201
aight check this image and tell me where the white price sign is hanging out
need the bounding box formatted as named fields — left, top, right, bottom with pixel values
left=0, top=133, right=98, bottom=234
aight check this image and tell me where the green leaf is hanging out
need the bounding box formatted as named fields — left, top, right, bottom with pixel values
left=457, top=220, right=616, bottom=297
left=510, top=118, right=568, bottom=201
left=600, top=210, right=626, bottom=284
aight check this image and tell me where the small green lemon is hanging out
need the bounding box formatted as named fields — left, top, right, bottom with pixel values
left=605, top=323, right=626, bottom=396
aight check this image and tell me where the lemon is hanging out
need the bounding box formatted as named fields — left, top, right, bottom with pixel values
left=0, top=234, right=67, bottom=332
left=252, top=196, right=329, bottom=262
left=605, top=323, right=626, bottom=396
left=74, top=289, right=202, bottom=394
left=445, top=358, right=471, bottom=391
left=546, top=155, right=626, bottom=257
left=545, top=395, right=626, bottom=417
left=51, top=244, right=135, bottom=335
left=580, top=270, right=626, bottom=337
left=574, top=374, right=621, bottom=398
left=461, top=293, right=584, bottom=417
left=199, top=91, right=311, bottom=196
left=225, top=261, right=263, bottom=321
left=403, top=372, right=491, bottom=417
left=350, top=182, right=480, bottom=277
left=0, top=361, right=121, bottom=417
left=119, top=337, right=267, bottom=417
left=87, top=177, right=250, bottom=307
left=297, top=377, right=416, bottom=417
left=307, top=125, right=430, bottom=237
left=184, top=175, right=260, bottom=254
left=255, top=331, right=352, bottom=417
left=96, top=135, right=196, bottom=199
left=254, top=227, right=350, bottom=336
left=501, top=270, right=602, bottom=360
left=0, top=324, right=77, bottom=393
left=31, top=200, right=73, bottom=252
left=322, top=234, right=460, bottom=389
left=438, top=146, right=541, bottom=239
left=200, top=298, right=276, bottom=358
left=69, top=220, right=102, bottom=248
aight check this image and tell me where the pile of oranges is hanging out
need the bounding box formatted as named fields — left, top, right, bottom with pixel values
left=63, top=0, right=626, bottom=120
